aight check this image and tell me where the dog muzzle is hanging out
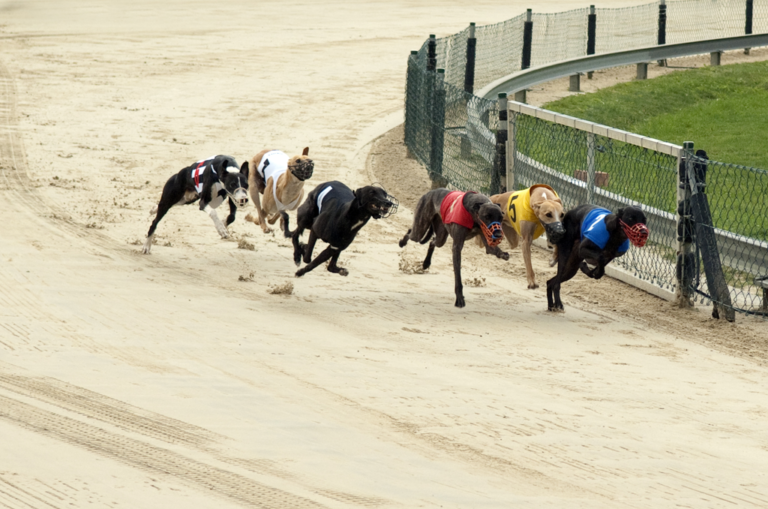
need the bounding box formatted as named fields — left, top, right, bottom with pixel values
left=481, top=221, right=503, bottom=247
left=374, top=194, right=399, bottom=219
left=289, top=161, right=314, bottom=181
left=620, top=220, right=649, bottom=247
left=544, top=221, right=565, bottom=244
left=226, top=188, right=249, bottom=209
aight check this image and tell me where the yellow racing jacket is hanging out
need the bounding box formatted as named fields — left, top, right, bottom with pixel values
left=505, top=184, right=558, bottom=240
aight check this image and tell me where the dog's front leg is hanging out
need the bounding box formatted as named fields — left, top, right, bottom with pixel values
left=481, top=235, right=510, bottom=261
left=225, top=198, right=237, bottom=226
left=327, top=249, right=349, bottom=276
left=452, top=232, right=466, bottom=308
left=250, top=191, right=272, bottom=234
left=204, top=204, right=229, bottom=239
left=296, top=246, right=335, bottom=277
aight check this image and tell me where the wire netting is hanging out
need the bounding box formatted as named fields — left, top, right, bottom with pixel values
left=512, top=114, right=680, bottom=292
left=404, top=0, right=768, bottom=316
left=530, top=9, right=590, bottom=68
left=666, top=0, right=748, bottom=43
left=595, top=3, right=658, bottom=53
left=686, top=155, right=768, bottom=315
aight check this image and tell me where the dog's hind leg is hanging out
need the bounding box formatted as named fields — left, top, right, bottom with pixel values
left=296, top=246, right=335, bottom=277
left=398, top=229, right=412, bottom=248
left=143, top=201, right=175, bottom=254
left=327, top=249, right=348, bottom=277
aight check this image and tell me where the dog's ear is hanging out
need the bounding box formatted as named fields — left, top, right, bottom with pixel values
left=495, top=202, right=503, bottom=210
left=531, top=201, right=542, bottom=214
left=617, top=207, right=625, bottom=219
left=302, top=147, right=309, bottom=156
left=553, top=196, right=563, bottom=206
left=240, top=161, right=249, bottom=179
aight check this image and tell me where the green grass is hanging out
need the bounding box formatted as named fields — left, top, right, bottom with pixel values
left=538, top=61, right=768, bottom=241
left=543, top=60, right=768, bottom=169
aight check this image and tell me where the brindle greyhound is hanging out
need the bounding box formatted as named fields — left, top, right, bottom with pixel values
left=399, top=188, right=508, bottom=308
left=547, top=204, right=648, bottom=312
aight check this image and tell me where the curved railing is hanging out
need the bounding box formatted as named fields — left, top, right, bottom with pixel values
left=403, top=1, right=768, bottom=317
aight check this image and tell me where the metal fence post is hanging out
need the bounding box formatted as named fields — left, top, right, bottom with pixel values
left=676, top=142, right=695, bottom=307
left=745, top=0, right=753, bottom=54
left=461, top=23, right=476, bottom=160
left=507, top=107, right=517, bottom=193
left=427, top=34, right=437, bottom=71
left=685, top=147, right=735, bottom=321
left=404, top=50, right=418, bottom=153
left=464, top=23, right=476, bottom=93
left=586, top=133, right=596, bottom=204
left=522, top=9, right=533, bottom=70
left=657, top=0, right=667, bottom=66
left=430, top=69, right=446, bottom=187
left=494, top=93, right=508, bottom=194
left=587, top=5, right=596, bottom=79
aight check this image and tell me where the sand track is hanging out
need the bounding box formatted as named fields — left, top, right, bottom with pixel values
left=1, top=1, right=767, bottom=508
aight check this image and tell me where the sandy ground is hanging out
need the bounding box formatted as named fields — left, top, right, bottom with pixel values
left=1, top=1, right=767, bottom=508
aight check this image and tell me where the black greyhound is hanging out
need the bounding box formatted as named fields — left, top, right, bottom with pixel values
left=143, top=155, right=249, bottom=254
left=547, top=204, right=648, bottom=311
left=292, top=181, right=397, bottom=277
left=399, top=189, right=508, bottom=308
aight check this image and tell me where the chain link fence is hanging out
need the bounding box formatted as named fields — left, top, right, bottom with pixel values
left=404, top=0, right=768, bottom=317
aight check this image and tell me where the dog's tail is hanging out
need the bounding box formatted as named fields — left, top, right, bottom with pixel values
left=398, top=229, right=412, bottom=248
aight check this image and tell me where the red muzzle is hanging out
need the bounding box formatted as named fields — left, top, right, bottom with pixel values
left=481, top=221, right=504, bottom=248
left=620, top=220, right=649, bottom=247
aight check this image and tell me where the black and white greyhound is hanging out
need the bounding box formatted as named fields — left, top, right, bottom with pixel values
left=142, top=155, right=249, bottom=254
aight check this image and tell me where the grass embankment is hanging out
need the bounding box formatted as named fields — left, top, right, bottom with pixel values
left=543, top=60, right=768, bottom=169
left=542, top=61, right=768, bottom=241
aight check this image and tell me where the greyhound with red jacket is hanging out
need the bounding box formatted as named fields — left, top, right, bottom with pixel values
left=399, top=189, right=508, bottom=308
left=547, top=204, right=649, bottom=312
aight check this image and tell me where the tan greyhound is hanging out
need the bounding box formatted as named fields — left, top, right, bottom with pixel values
left=490, top=184, right=565, bottom=289
left=244, top=148, right=313, bottom=237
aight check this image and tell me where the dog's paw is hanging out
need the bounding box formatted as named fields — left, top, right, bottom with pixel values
left=528, top=283, right=539, bottom=289
left=499, top=251, right=510, bottom=261
left=338, top=268, right=349, bottom=277
left=454, top=295, right=466, bottom=308
left=141, top=247, right=151, bottom=255
left=295, top=269, right=305, bottom=278
left=547, top=305, right=565, bottom=313
left=422, top=260, right=431, bottom=270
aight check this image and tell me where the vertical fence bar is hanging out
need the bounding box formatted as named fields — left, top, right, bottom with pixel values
left=522, top=9, right=533, bottom=70
left=494, top=93, right=508, bottom=194
left=686, top=147, right=735, bottom=321
left=404, top=51, right=418, bottom=159
left=507, top=108, right=517, bottom=193
left=586, top=133, right=596, bottom=204
left=430, top=69, right=446, bottom=187
left=464, top=23, right=477, bottom=93
left=745, top=0, right=753, bottom=54
left=676, top=142, right=695, bottom=307
left=461, top=23, right=476, bottom=160
left=427, top=34, right=437, bottom=71
left=586, top=5, right=596, bottom=79
left=657, top=0, right=667, bottom=66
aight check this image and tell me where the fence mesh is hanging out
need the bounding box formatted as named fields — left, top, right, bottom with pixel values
left=512, top=114, right=680, bottom=292
left=688, top=156, right=768, bottom=314
left=404, top=0, right=768, bottom=316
